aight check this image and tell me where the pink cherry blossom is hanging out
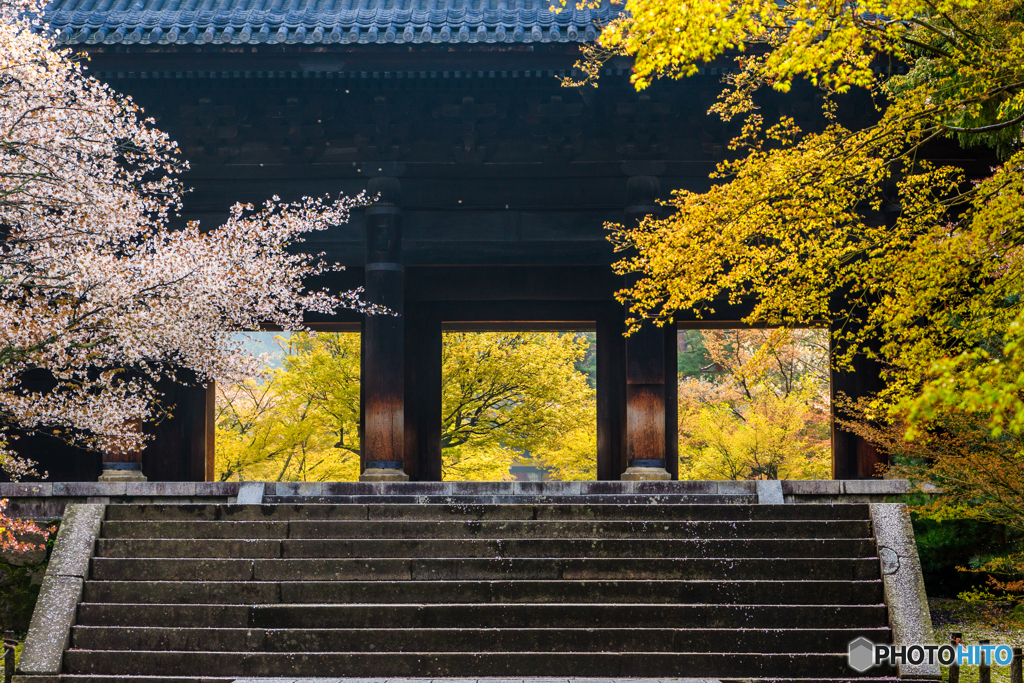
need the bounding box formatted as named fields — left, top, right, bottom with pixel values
left=0, top=0, right=375, bottom=480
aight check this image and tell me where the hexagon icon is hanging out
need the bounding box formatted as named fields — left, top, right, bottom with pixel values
left=848, top=637, right=876, bottom=672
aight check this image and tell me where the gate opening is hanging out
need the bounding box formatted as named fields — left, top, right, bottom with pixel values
left=214, top=331, right=361, bottom=482
left=441, top=330, right=597, bottom=482
left=676, top=328, right=831, bottom=480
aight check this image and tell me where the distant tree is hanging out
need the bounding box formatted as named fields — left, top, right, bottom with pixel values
left=215, top=333, right=360, bottom=482
left=216, top=331, right=597, bottom=481
left=677, top=330, right=712, bottom=379
left=534, top=424, right=597, bottom=481
left=678, top=329, right=831, bottom=480
left=441, top=332, right=595, bottom=480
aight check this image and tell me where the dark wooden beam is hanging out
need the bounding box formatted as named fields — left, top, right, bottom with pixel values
left=596, top=316, right=627, bottom=480
left=404, top=311, right=443, bottom=481
left=664, top=323, right=678, bottom=480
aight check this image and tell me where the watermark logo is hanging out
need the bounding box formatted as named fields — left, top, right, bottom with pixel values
left=848, top=638, right=1015, bottom=671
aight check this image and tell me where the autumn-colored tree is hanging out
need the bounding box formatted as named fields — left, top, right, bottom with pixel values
left=441, top=332, right=595, bottom=480
left=581, top=0, right=1024, bottom=525
left=217, top=331, right=597, bottom=481
left=216, top=333, right=361, bottom=482
left=679, top=329, right=831, bottom=480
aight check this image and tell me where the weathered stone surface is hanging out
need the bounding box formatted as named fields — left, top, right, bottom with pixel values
left=91, top=557, right=256, bottom=581
left=24, top=497, right=907, bottom=680
left=870, top=502, right=940, bottom=679
left=99, top=469, right=147, bottom=483
left=47, top=504, right=104, bottom=579
left=102, top=519, right=287, bottom=539
left=756, top=480, right=784, bottom=505
left=320, top=483, right=377, bottom=496
left=515, top=481, right=581, bottom=496
left=235, top=482, right=265, bottom=505
left=846, top=479, right=910, bottom=495
left=126, top=482, right=194, bottom=496
left=97, top=538, right=282, bottom=558
left=282, top=518, right=872, bottom=540
left=271, top=482, right=323, bottom=497
left=11, top=675, right=61, bottom=683
left=359, top=469, right=411, bottom=482
left=782, top=480, right=842, bottom=495
left=276, top=537, right=876, bottom=559
left=620, top=466, right=671, bottom=481
left=195, top=481, right=239, bottom=496
left=0, top=484, right=52, bottom=497
left=717, top=481, right=755, bottom=495
left=19, top=504, right=104, bottom=675
left=450, top=482, right=514, bottom=495
left=52, top=482, right=125, bottom=497
left=3, top=499, right=67, bottom=520
left=637, top=481, right=717, bottom=493
left=17, top=575, right=83, bottom=674
left=578, top=481, right=632, bottom=495
left=376, top=482, right=448, bottom=495
left=59, top=649, right=889, bottom=678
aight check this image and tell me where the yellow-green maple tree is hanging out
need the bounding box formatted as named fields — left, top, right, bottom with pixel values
left=215, top=332, right=361, bottom=482
left=216, top=331, right=596, bottom=481
left=441, top=332, right=595, bottom=480
left=679, top=329, right=831, bottom=480
left=589, top=0, right=1024, bottom=526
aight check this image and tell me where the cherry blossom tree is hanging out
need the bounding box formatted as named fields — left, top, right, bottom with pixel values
left=0, top=0, right=371, bottom=491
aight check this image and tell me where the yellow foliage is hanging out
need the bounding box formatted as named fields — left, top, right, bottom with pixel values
left=678, top=330, right=831, bottom=480
left=441, top=332, right=596, bottom=480
left=215, top=333, right=361, bottom=482
left=593, top=0, right=1024, bottom=525
left=533, top=424, right=597, bottom=481
left=217, top=331, right=597, bottom=482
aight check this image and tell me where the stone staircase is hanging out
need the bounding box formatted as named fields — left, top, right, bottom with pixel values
left=38, top=498, right=909, bottom=682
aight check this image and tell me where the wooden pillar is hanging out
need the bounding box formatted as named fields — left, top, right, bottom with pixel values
left=131, top=374, right=214, bottom=482
left=621, top=175, right=672, bottom=481
left=664, top=323, right=678, bottom=480
left=360, top=177, right=409, bottom=482
left=623, top=319, right=670, bottom=480
left=404, top=309, right=443, bottom=481
left=830, top=325, right=886, bottom=479
left=596, top=315, right=627, bottom=480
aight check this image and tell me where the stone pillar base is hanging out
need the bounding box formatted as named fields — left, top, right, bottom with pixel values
left=359, top=467, right=410, bottom=482
left=621, top=465, right=671, bottom=481
left=98, top=468, right=147, bottom=482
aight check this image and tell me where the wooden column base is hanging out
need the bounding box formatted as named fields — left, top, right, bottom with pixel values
left=359, top=467, right=410, bottom=482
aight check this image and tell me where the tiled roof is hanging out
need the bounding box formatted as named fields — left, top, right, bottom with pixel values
left=44, top=0, right=617, bottom=45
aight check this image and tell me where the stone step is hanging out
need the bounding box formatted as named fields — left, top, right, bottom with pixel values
left=41, top=501, right=900, bottom=681
left=100, top=519, right=872, bottom=540
left=80, top=579, right=884, bottom=606
left=49, top=678, right=942, bottom=683
left=90, top=557, right=881, bottom=582
left=51, top=677, right=932, bottom=683
left=95, top=537, right=878, bottom=559
left=70, top=626, right=892, bottom=653
left=75, top=602, right=890, bottom=629
left=268, top=495, right=763, bottom=506
left=60, top=650, right=898, bottom=678
left=103, top=503, right=871, bottom=522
